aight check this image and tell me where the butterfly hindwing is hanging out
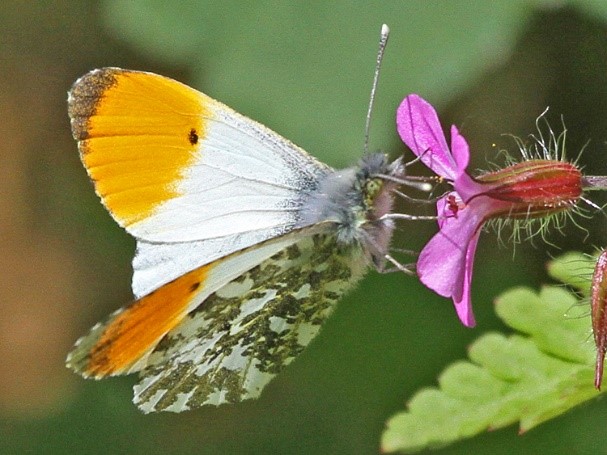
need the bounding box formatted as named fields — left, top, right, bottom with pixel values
left=66, top=264, right=213, bottom=378
left=67, top=224, right=371, bottom=411
left=132, top=230, right=368, bottom=413
left=67, top=227, right=330, bottom=379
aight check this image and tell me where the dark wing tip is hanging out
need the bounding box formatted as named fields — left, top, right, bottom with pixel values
left=67, top=67, right=124, bottom=141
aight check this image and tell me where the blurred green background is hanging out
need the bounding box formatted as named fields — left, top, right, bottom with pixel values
left=2, top=1, right=607, bottom=454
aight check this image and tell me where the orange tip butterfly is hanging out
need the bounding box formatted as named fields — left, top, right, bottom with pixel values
left=66, top=25, right=420, bottom=413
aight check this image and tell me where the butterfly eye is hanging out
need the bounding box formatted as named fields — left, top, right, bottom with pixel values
left=364, top=178, right=383, bottom=205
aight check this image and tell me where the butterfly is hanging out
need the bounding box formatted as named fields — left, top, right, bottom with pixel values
left=66, top=66, right=416, bottom=413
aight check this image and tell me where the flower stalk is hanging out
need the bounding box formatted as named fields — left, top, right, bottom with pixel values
left=582, top=176, right=607, bottom=191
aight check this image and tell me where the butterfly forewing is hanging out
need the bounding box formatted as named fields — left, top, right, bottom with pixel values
left=68, top=68, right=329, bottom=244
left=68, top=68, right=332, bottom=299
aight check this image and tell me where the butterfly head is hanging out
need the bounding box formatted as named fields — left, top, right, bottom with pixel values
left=297, top=152, right=405, bottom=268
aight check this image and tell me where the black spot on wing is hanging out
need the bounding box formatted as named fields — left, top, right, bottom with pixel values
left=188, top=128, right=199, bottom=145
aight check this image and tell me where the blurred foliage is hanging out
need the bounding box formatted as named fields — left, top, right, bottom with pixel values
left=3, top=1, right=607, bottom=454
left=101, top=0, right=534, bottom=166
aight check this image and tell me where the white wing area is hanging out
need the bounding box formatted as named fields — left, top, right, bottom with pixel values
left=133, top=232, right=276, bottom=298
left=128, top=102, right=330, bottom=243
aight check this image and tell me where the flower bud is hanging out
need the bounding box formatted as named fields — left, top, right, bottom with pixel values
left=475, top=160, right=583, bottom=219
left=591, top=250, right=607, bottom=390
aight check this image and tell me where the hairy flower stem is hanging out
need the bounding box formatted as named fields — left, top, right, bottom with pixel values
left=582, top=176, right=607, bottom=191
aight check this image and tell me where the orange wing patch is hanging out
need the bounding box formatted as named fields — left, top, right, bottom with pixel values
left=68, top=68, right=209, bottom=227
left=68, top=263, right=213, bottom=378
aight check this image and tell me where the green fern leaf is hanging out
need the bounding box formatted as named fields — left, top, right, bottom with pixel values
left=382, top=255, right=599, bottom=453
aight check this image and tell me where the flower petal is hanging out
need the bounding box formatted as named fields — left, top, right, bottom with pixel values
left=454, top=172, right=486, bottom=203
left=450, top=125, right=470, bottom=173
left=396, top=94, right=458, bottom=180
left=452, top=231, right=480, bottom=327
left=416, top=198, right=486, bottom=327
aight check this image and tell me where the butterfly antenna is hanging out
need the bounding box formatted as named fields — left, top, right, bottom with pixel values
left=364, top=24, right=390, bottom=155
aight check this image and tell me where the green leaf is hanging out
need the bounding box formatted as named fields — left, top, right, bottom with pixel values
left=546, top=251, right=594, bottom=296
left=572, top=0, right=607, bottom=23
left=382, top=257, right=599, bottom=454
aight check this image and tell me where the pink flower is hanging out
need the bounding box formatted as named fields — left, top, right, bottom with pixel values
left=397, top=94, right=583, bottom=327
